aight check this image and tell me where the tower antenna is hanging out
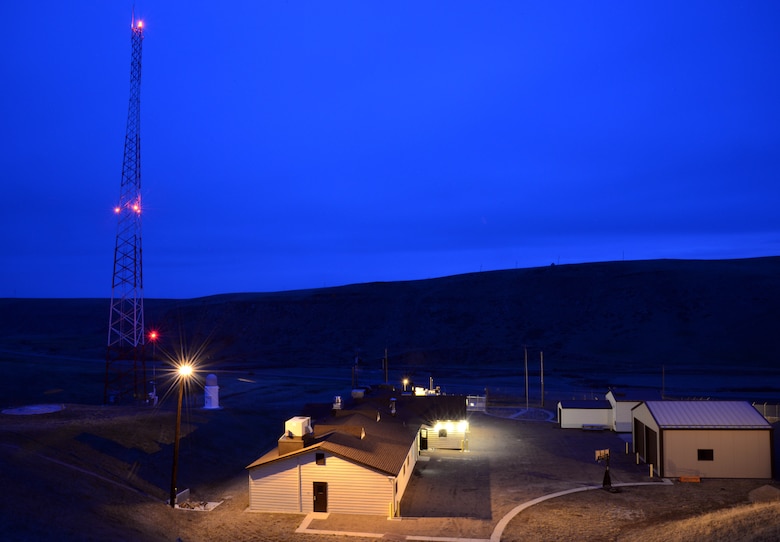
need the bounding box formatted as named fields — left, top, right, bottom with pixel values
left=104, top=15, right=146, bottom=403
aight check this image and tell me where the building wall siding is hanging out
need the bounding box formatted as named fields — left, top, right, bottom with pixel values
left=299, top=453, right=393, bottom=515
left=663, top=429, right=772, bottom=478
left=558, top=407, right=611, bottom=429
left=426, top=427, right=467, bottom=450
left=248, top=458, right=302, bottom=512
left=614, top=402, right=640, bottom=432
left=394, top=441, right=418, bottom=514
left=248, top=451, right=399, bottom=515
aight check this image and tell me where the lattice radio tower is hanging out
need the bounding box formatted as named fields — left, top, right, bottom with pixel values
left=105, top=14, right=146, bottom=404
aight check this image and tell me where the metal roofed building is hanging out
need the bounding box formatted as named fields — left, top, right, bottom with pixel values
left=632, top=400, right=774, bottom=479
left=246, top=394, right=468, bottom=516
left=556, top=389, right=662, bottom=431
left=606, top=388, right=661, bottom=432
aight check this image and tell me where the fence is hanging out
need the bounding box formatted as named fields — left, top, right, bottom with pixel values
left=752, top=402, right=780, bottom=423
left=466, top=395, right=486, bottom=412
left=470, top=393, right=780, bottom=422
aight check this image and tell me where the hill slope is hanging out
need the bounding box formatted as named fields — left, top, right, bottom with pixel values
left=2, top=257, right=778, bottom=385
left=158, top=257, right=780, bottom=368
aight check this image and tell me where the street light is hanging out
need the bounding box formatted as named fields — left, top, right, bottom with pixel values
left=403, top=378, right=409, bottom=392
left=170, top=362, right=193, bottom=508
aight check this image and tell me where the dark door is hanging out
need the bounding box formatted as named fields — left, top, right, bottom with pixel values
left=634, top=419, right=645, bottom=457
left=420, top=429, right=428, bottom=451
left=313, top=482, right=328, bottom=512
left=646, top=428, right=659, bottom=475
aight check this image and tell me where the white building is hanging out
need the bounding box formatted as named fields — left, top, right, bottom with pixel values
left=632, top=400, right=773, bottom=479
left=421, top=419, right=470, bottom=451
left=557, top=400, right=611, bottom=429
left=557, top=389, right=660, bottom=432
left=606, top=389, right=648, bottom=432
left=246, top=395, right=468, bottom=516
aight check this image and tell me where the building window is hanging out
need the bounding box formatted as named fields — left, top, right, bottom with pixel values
left=439, top=428, right=447, bottom=438
left=316, top=453, right=326, bottom=465
left=697, top=449, right=714, bottom=461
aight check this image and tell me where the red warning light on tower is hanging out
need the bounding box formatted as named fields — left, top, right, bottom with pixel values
left=106, top=9, right=146, bottom=404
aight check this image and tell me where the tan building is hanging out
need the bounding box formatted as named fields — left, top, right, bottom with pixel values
left=246, top=395, right=467, bottom=516
left=632, top=400, right=773, bottom=479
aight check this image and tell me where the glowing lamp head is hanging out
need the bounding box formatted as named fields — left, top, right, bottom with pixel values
left=114, top=206, right=121, bottom=214
left=178, top=364, right=194, bottom=378
left=137, top=20, right=143, bottom=29
left=149, top=331, right=158, bottom=341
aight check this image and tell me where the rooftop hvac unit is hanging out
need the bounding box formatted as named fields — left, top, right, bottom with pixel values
left=285, top=416, right=312, bottom=437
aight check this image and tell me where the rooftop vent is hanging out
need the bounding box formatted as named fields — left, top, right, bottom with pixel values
left=285, top=416, right=312, bottom=438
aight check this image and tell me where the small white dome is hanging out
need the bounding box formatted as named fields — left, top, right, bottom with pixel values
left=205, top=374, right=218, bottom=386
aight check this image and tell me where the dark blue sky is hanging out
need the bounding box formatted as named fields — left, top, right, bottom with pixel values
left=2, top=2, right=779, bottom=298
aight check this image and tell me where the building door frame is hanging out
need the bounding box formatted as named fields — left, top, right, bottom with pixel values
left=313, top=481, right=328, bottom=512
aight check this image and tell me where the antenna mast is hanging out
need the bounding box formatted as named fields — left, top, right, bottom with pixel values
left=104, top=15, right=146, bottom=403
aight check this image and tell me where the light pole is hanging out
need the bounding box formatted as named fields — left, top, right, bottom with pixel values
left=170, top=362, right=193, bottom=508
left=524, top=345, right=529, bottom=411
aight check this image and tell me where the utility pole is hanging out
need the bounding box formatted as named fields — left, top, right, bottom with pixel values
left=540, top=351, right=544, bottom=407
left=524, top=345, right=529, bottom=410
left=105, top=14, right=146, bottom=404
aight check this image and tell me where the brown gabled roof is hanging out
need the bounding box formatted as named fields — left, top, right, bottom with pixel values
left=318, top=424, right=416, bottom=475
left=246, top=393, right=468, bottom=476
left=314, top=424, right=365, bottom=439
left=246, top=410, right=418, bottom=476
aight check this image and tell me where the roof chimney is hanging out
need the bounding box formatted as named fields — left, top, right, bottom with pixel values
left=278, top=416, right=313, bottom=455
